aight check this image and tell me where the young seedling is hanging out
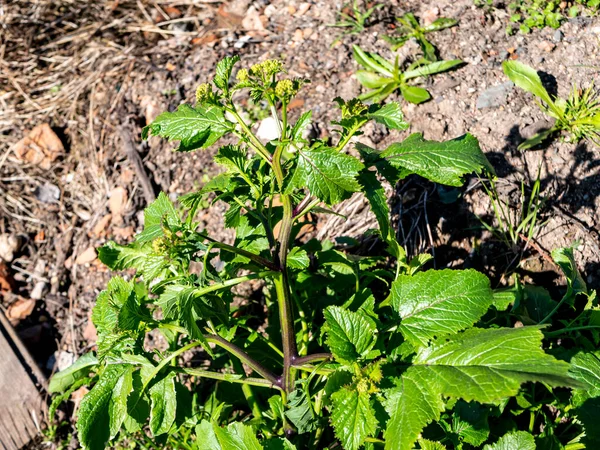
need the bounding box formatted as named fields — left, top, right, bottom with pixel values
left=48, top=57, right=592, bottom=450
left=329, top=0, right=383, bottom=42
left=505, top=0, right=599, bottom=34
left=353, top=44, right=462, bottom=103
left=383, top=12, right=458, bottom=63
left=503, top=60, right=600, bottom=149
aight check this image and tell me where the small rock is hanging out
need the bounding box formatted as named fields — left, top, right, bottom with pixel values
left=83, top=318, right=97, bottom=343
left=0, top=234, right=21, bottom=262
left=34, top=182, right=60, bottom=203
left=109, top=186, right=128, bottom=224
left=30, top=281, right=47, bottom=300
left=476, top=82, right=514, bottom=109
left=292, top=28, right=304, bottom=43
left=242, top=5, right=264, bottom=31
left=296, top=2, right=311, bottom=16
left=537, top=40, right=555, bottom=52
left=422, top=7, right=440, bottom=26
left=256, top=117, right=281, bottom=143
left=553, top=30, right=563, bottom=42
left=91, top=214, right=112, bottom=238
left=264, top=4, right=277, bottom=17
left=75, top=246, right=97, bottom=265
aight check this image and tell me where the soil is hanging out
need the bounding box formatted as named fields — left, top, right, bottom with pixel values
left=1, top=0, right=599, bottom=446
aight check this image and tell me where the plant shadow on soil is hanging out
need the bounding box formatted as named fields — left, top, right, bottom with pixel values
left=388, top=123, right=600, bottom=293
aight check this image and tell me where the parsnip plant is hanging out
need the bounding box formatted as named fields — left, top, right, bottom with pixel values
left=50, top=57, right=598, bottom=450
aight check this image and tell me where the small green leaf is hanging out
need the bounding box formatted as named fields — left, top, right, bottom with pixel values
left=214, top=55, right=240, bottom=92
left=569, top=351, right=600, bottom=404
left=287, top=247, right=310, bottom=269
left=353, top=45, right=393, bottom=77
left=367, top=102, right=409, bottom=130
left=285, top=387, right=318, bottom=433
left=323, top=306, right=377, bottom=363
left=356, top=70, right=390, bottom=89
left=381, top=133, right=494, bottom=187
left=49, top=352, right=98, bottom=394
left=403, top=59, right=463, bottom=80
left=149, top=373, right=177, bottom=436
left=502, top=60, right=557, bottom=113
left=137, top=192, right=180, bottom=243
left=452, top=401, right=490, bottom=447
left=331, top=387, right=378, bottom=450
left=552, top=245, right=588, bottom=300
left=389, top=269, right=493, bottom=347
left=483, top=431, right=536, bottom=450
left=400, top=85, right=431, bottom=104
left=291, top=111, right=313, bottom=141
left=142, top=104, right=231, bottom=152
left=286, top=146, right=364, bottom=205
left=196, top=420, right=263, bottom=450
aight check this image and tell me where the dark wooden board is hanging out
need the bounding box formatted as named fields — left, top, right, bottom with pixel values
left=0, top=311, right=47, bottom=450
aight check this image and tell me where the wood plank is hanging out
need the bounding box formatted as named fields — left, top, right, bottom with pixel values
left=0, top=311, right=47, bottom=450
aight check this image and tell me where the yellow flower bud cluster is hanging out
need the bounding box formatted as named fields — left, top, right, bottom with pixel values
left=236, top=68, right=249, bottom=83
left=250, top=59, right=284, bottom=79
left=275, top=79, right=296, bottom=99
left=195, top=83, right=212, bottom=104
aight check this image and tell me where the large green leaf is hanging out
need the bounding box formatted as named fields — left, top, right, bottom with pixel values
left=389, top=269, right=493, bottom=347
left=569, top=351, right=600, bottom=405
left=195, top=420, right=263, bottom=450
left=49, top=352, right=98, bottom=394
left=384, top=327, right=574, bottom=450
left=286, top=146, right=364, bottom=205
left=381, top=133, right=493, bottom=187
left=137, top=192, right=180, bottom=243
left=76, top=364, right=130, bottom=450
left=482, top=431, right=536, bottom=450
left=142, top=104, right=231, bottom=151
left=149, top=373, right=177, bottom=436
left=323, top=306, right=377, bottom=364
left=331, top=387, right=378, bottom=450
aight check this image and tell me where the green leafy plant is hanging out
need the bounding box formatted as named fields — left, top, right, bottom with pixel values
left=329, top=0, right=383, bottom=42
left=383, top=13, right=458, bottom=63
left=49, top=57, right=598, bottom=450
left=505, top=0, right=599, bottom=34
left=504, top=60, right=600, bottom=149
left=353, top=45, right=462, bottom=104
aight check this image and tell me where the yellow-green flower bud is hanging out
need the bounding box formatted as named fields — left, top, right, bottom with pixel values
left=251, top=59, right=284, bottom=79
left=236, top=68, right=249, bottom=82
left=195, top=83, right=212, bottom=104
left=343, top=98, right=368, bottom=118
left=275, top=79, right=295, bottom=99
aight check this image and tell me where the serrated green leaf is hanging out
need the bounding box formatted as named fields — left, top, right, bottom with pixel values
left=76, top=364, right=129, bottom=450
left=412, top=327, right=574, bottom=402
left=196, top=420, right=263, bottom=450
left=215, top=144, right=248, bottom=173
left=291, top=111, right=312, bottom=141
left=389, top=269, right=493, bottom=347
left=49, top=352, right=98, bottom=394
left=385, top=327, right=574, bottom=450
left=149, top=372, right=177, bottom=436
left=323, top=306, right=377, bottom=363
left=142, top=104, right=230, bottom=151
left=285, top=387, right=317, bottom=433
left=331, top=387, right=378, bottom=450
left=452, top=401, right=490, bottom=447
left=287, top=247, right=309, bottom=269
left=286, top=146, right=364, bottom=205
left=366, top=102, right=408, bottom=130
left=418, top=439, right=447, bottom=450
left=214, top=55, right=240, bottom=92
left=381, top=133, right=493, bottom=187
left=137, top=192, right=180, bottom=243
left=384, top=367, right=445, bottom=450
left=569, top=351, right=600, bottom=404
left=483, top=431, right=536, bottom=450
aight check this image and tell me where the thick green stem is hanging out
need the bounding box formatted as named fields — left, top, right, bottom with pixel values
left=274, top=272, right=298, bottom=393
